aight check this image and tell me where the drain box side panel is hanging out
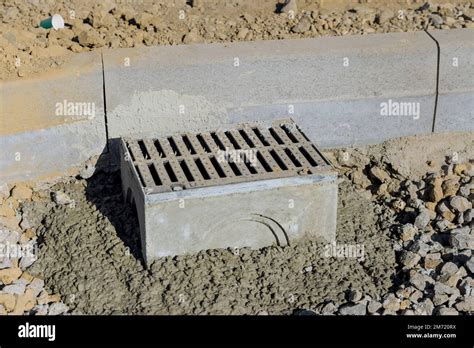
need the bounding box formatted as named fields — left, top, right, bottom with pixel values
left=142, top=174, right=337, bottom=261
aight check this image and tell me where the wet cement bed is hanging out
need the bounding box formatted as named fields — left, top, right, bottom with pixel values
left=26, top=132, right=473, bottom=314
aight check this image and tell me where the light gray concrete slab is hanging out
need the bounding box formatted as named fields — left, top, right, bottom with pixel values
left=428, top=29, right=474, bottom=133
left=103, top=31, right=437, bottom=149
left=0, top=117, right=105, bottom=183
left=0, top=51, right=105, bottom=183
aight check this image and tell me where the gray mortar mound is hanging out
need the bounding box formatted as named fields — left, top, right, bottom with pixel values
left=27, top=172, right=395, bottom=315
left=26, top=132, right=473, bottom=315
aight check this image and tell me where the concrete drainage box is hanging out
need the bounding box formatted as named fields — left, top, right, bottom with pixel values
left=120, top=119, right=338, bottom=264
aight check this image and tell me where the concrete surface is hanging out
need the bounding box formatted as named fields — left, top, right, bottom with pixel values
left=2, top=29, right=473, bottom=184
left=0, top=51, right=106, bottom=183
left=103, top=31, right=437, bottom=149
left=428, top=29, right=474, bottom=133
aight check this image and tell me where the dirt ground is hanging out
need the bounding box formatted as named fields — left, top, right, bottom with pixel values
left=15, top=131, right=471, bottom=315
left=1, top=0, right=473, bottom=80
left=1, top=0, right=473, bottom=316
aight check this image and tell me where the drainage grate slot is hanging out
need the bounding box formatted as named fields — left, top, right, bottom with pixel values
left=167, top=137, right=181, bottom=156
left=138, top=140, right=150, bottom=159
left=228, top=161, right=242, bottom=176
left=284, top=148, right=302, bottom=167
left=299, top=146, right=317, bottom=167
left=224, top=131, right=241, bottom=150
left=269, top=128, right=284, bottom=145
left=242, top=153, right=258, bottom=174
left=164, top=162, right=178, bottom=182
left=269, top=149, right=288, bottom=171
left=154, top=140, right=166, bottom=158
left=182, top=135, right=196, bottom=155
left=179, top=160, right=194, bottom=182
left=210, top=156, right=226, bottom=178
left=210, top=133, right=225, bottom=150
left=281, top=124, right=299, bottom=143
left=195, top=158, right=211, bottom=180
left=196, top=134, right=211, bottom=153
left=238, top=129, right=255, bottom=148
left=148, top=164, right=162, bottom=186
left=256, top=151, right=272, bottom=173
left=252, top=127, right=269, bottom=146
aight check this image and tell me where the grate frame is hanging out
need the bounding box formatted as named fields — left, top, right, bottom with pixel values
left=122, top=119, right=332, bottom=195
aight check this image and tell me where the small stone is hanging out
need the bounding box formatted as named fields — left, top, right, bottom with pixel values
left=367, top=300, right=382, bottom=314
left=454, top=164, right=469, bottom=176
left=400, top=250, right=421, bottom=269
left=433, top=293, right=449, bottom=306
left=382, top=294, right=400, bottom=312
left=408, top=240, right=431, bottom=258
left=11, top=184, right=32, bottom=201
left=399, top=224, right=417, bottom=241
left=413, top=298, right=434, bottom=315
left=424, top=200, right=436, bottom=211
left=369, top=166, right=390, bottom=183
left=429, top=14, right=444, bottom=28
left=2, top=282, right=26, bottom=295
left=449, top=233, right=474, bottom=250
left=442, top=178, right=460, bottom=197
left=48, top=302, right=68, bottom=315
left=466, top=257, right=474, bottom=274
left=428, top=178, right=443, bottom=202
left=291, top=15, right=311, bottom=33
left=449, top=196, right=472, bottom=213
left=409, top=270, right=429, bottom=291
left=52, top=191, right=75, bottom=207
left=12, top=288, right=36, bottom=315
left=434, top=306, right=458, bottom=315
left=0, top=293, right=16, bottom=312
left=79, top=164, right=95, bottom=179
left=459, top=277, right=473, bottom=296
left=321, top=302, right=337, bottom=315
left=400, top=299, right=411, bottom=310
left=392, top=199, right=406, bottom=213
left=434, top=282, right=459, bottom=297
left=454, top=296, right=474, bottom=312
left=424, top=253, right=442, bottom=269
left=346, top=289, right=363, bottom=303
left=440, top=262, right=459, bottom=277
left=0, top=267, right=22, bottom=284
left=338, top=303, right=366, bottom=315
left=464, top=209, right=474, bottom=223
left=294, top=308, right=316, bottom=315
left=27, top=278, right=45, bottom=296
left=414, top=209, right=433, bottom=229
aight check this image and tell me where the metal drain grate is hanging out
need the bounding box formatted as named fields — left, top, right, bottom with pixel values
left=122, top=119, right=331, bottom=194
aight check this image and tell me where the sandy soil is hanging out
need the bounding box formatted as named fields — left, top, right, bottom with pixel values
left=1, top=0, right=473, bottom=80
